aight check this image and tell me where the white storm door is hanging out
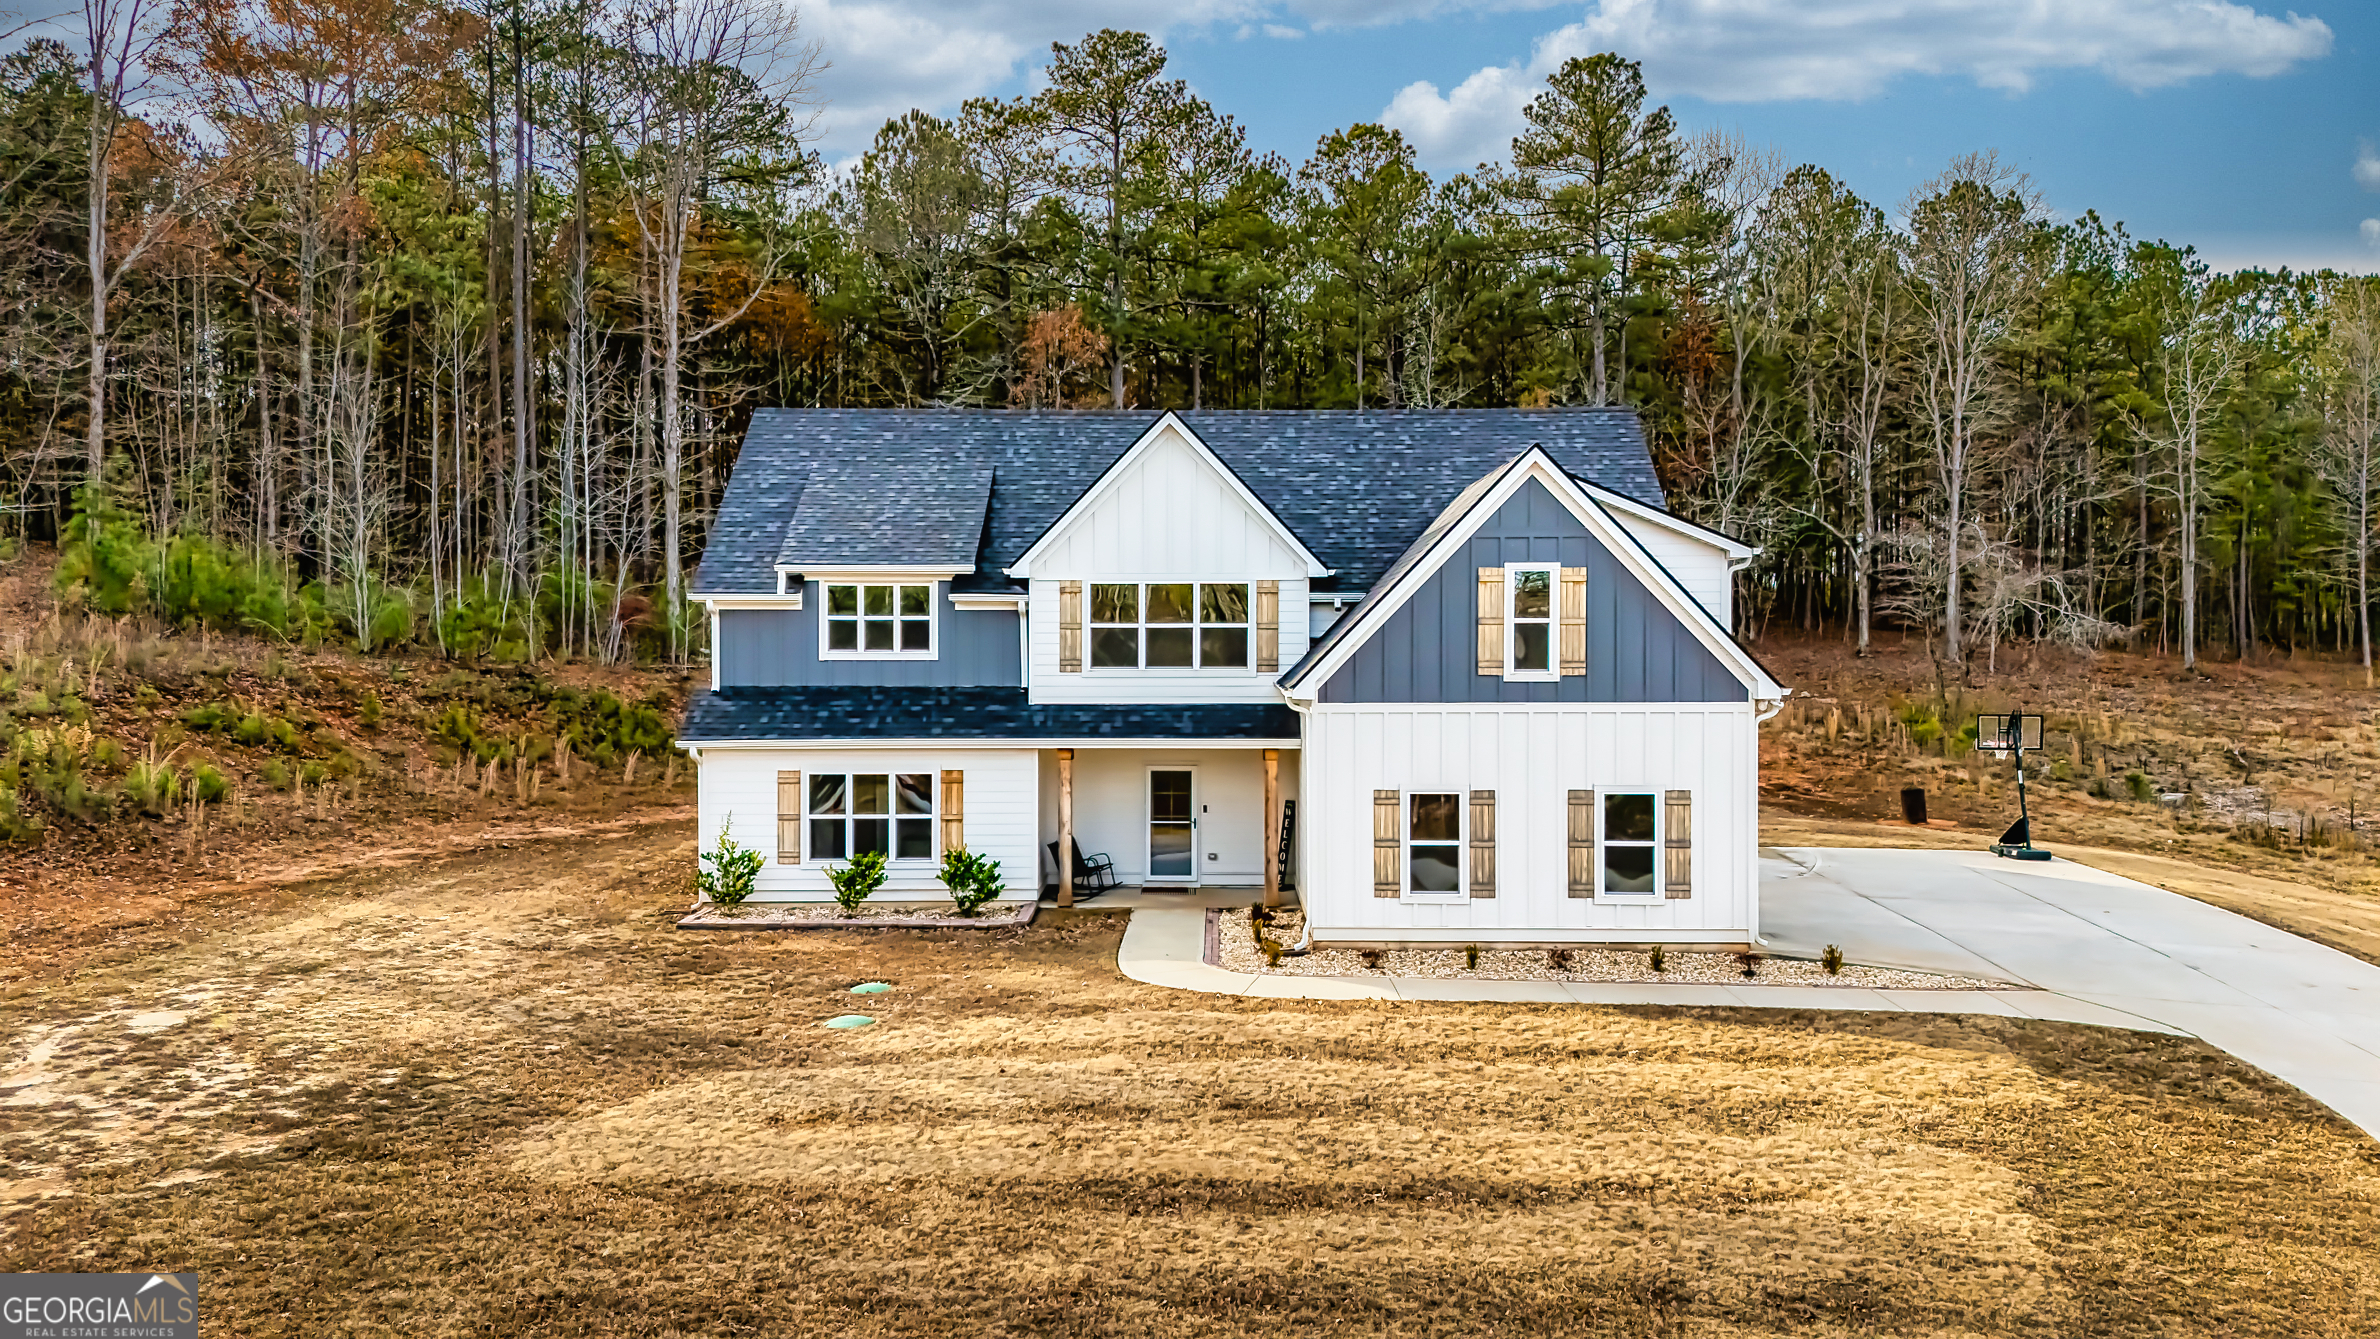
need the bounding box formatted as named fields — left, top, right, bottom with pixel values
left=1146, top=767, right=1198, bottom=884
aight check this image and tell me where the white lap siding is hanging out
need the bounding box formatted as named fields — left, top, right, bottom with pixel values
left=695, top=747, right=1038, bottom=901
left=1298, top=704, right=1758, bottom=945
left=1035, top=747, right=1298, bottom=887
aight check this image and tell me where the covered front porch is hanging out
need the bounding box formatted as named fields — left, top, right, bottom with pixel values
left=1037, top=744, right=1299, bottom=908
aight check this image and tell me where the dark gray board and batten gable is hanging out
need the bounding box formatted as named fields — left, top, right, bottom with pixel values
left=1317, top=478, right=1746, bottom=704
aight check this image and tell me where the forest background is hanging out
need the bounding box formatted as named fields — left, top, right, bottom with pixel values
left=4, top=0, right=2379, bottom=678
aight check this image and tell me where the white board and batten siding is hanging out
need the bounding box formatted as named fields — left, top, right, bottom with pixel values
left=1023, top=424, right=1313, bottom=704
left=1607, top=511, right=1734, bottom=627
left=696, top=747, right=1038, bottom=901
left=1300, top=704, right=1759, bottom=944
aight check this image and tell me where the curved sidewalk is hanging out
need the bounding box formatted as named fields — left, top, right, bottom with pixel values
left=1116, top=846, right=2380, bottom=1141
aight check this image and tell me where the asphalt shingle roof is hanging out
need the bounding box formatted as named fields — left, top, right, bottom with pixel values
left=678, top=687, right=1302, bottom=742
left=779, top=459, right=991, bottom=570
left=691, top=409, right=1664, bottom=596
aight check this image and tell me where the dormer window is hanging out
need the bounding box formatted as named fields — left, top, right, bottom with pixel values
left=1505, top=564, right=1555, bottom=679
left=1090, top=583, right=1249, bottom=669
left=823, top=582, right=934, bottom=657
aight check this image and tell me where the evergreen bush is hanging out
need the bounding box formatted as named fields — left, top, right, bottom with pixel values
left=827, top=849, right=889, bottom=916
left=696, top=819, right=764, bottom=906
left=937, top=848, right=1006, bottom=916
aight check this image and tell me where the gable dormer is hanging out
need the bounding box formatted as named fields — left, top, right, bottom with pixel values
left=1007, top=414, right=1329, bottom=705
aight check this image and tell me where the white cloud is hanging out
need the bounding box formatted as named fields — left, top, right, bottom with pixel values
left=1383, top=0, right=2334, bottom=169
left=2357, top=141, right=2380, bottom=192
left=1263, top=22, right=1307, bottom=38
left=801, top=0, right=1269, bottom=149
left=2364, top=219, right=2380, bottom=251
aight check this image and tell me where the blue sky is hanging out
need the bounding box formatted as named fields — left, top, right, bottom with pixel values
left=800, top=0, right=2376, bottom=273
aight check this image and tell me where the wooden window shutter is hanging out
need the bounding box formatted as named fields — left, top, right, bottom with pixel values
left=1255, top=580, right=1280, bottom=673
left=1475, top=567, right=1505, bottom=675
left=1567, top=788, right=1594, bottom=897
left=1058, top=581, right=1084, bottom=672
left=1372, top=790, right=1401, bottom=897
left=1468, top=790, right=1496, bottom=897
left=776, top=770, right=801, bottom=864
left=1559, top=567, right=1588, bottom=676
left=1664, top=790, right=1693, bottom=898
left=939, top=770, right=964, bottom=855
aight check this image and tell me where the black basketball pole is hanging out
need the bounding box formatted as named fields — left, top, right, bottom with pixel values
left=1989, top=709, right=2051, bottom=861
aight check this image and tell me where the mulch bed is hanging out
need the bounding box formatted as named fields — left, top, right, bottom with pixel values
left=676, top=901, right=1039, bottom=932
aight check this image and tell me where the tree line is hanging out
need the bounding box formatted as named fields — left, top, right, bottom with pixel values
left=3, top=8, right=2377, bottom=677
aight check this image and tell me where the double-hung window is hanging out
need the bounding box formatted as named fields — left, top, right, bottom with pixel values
left=824, top=583, right=933, bottom=656
left=1407, top=792, right=1463, bottom=894
left=807, top=773, right=935, bottom=861
left=1089, top=582, right=1249, bottom=669
left=1600, top=791, right=1659, bottom=895
left=1506, top=563, right=1555, bottom=678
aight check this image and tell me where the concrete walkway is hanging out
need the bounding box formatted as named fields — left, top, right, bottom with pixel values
left=1115, top=846, right=2380, bottom=1140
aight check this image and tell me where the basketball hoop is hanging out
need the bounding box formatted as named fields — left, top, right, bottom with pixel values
left=1974, top=711, right=2051, bottom=862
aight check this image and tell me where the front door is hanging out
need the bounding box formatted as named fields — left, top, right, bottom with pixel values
left=1147, top=768, right=1198, bottom=884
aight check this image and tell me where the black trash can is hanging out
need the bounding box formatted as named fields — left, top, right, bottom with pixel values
left=1899, top=787, right=1928, bottom=825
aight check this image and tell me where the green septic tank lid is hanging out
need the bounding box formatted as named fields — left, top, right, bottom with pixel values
left=849, top=982, right=892, bottom=994
left=823, top=1014, right=875, bottom=1029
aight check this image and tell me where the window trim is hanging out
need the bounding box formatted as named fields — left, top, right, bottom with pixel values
left=817, top=580, right=940, bottom=661
left=1595, top=788, right=1662, bottom=902
left=1403, top=788, right=1467, bottom=898
left=1083, top=580, right=1254, bottom=673
left=803, top=770, right=939, bottom=865
left=1504, top=561, right=1558, bottom=681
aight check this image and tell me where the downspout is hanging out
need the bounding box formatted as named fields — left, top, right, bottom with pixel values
left=1280, top=694, right=1316, bottom=956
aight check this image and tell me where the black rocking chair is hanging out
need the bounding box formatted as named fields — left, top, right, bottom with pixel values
left=1046, top=839, right=1119, bottom=898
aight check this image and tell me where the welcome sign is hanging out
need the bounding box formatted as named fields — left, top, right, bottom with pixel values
left=1, top=1274, right=197, bottom=1339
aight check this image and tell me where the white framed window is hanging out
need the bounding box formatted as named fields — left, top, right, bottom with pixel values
left=1406, top=791, right=1464, bottom=895
left=822, top=583, right=935, bottom=658
left=806, top=772, right=936, bottom=862
left=1598, top=791, right=1659, bottom=898
left=1088, top=582, right=1250, bottom=669
left=1505, top=562, right=1556, bottom=680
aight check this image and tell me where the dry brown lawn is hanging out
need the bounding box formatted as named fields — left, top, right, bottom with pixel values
left=5, top=823, right=2380, bottom=1336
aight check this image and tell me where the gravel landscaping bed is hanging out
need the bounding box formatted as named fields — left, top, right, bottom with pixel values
left=1213, top=910, right=2012, bottom=989
left=678, top=901, right=1037, bottom=931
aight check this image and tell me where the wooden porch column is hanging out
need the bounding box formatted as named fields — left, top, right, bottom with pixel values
left=1263, top=748, right=1280, bottom=909
left=1057, top=748, right=1075, bottom=908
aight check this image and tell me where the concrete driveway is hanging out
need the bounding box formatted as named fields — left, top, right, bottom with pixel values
left=1762, top=846, right=2380, bottom=1138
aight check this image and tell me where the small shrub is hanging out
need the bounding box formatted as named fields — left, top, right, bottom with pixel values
left=827, top=849, right=889, bottom=916
left=127, top=759, right=180, bottom=817
left=2126, top=770, right=2156, bottom=802
left=1648, top=944, right=1667, bottom=973
left=300, top=760, right=326, bottom=787
left=234, top=712, right=268, bottom=747
left=1547, top=948, right=1574, bottom=970
left=181, top=701, right=231, bottom=732
left=193, top=764, right=228, bottom=803
left=135, top=683, right=162, bottom=707
left=696, top=819, right=764, bottom=906
left=0, top=783, right=40, bottom=843
left=1736, top=951, right=1763, bottom=979
left=1821, top=944, right=1844, bottom=975
left=1249, top=904, right=1276, bottom=929
left=19, top=691, right=53, bottom=717
left=260, top=758, right=293, bottom=791
left=1464, top=943, right=1481, bottom=970
left=1358, top=949, right=1385, bottom=970
left=359, top=692, right=383, bottom=728
left=937, top=847, right=1006, bottom=917
left=1259, top=936, right=1285, bottom=968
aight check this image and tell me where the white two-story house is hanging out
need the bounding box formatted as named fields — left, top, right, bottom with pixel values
left=679, top=409, right=1787, bottom=947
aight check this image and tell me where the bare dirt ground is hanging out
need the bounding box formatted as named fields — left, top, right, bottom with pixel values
left=1758, top=630, right=2380, bottom=965
left=4, top=824, right=2379, bottom=1337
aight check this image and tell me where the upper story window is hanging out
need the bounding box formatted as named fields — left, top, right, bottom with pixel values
left=824, top=583, right=934, bottom=658
left=1506, top=564, right=1555, bottom=679
left=1090, top=582, right=1249, bottom=669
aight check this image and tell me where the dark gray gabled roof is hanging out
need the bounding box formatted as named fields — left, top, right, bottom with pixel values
left=693, top=409, right=1665, bottom=597
left=678, top=687, right=1301, bottom=742
left=779, top=459, right=991, bottom=570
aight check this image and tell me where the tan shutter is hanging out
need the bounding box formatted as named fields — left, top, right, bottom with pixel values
left=1058, top=581, right=1083, bottom=672
left=1372, top=790, right=1401, bottom=897
left=939, top=769, right=964, bottom=855
left=1255, top=580, right=1280, bottom=673
left=776, top=770, right=801, bottom=864
left=1468, top=790, right=1496, bottom=897
left=1664, top=790, right=1692, bottom=898
left=1559, top=566, right=1588, bottom=676
left=1475, top=567, right=1505, bottom=675
left=1567, top=788, right=1594, bottom=897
